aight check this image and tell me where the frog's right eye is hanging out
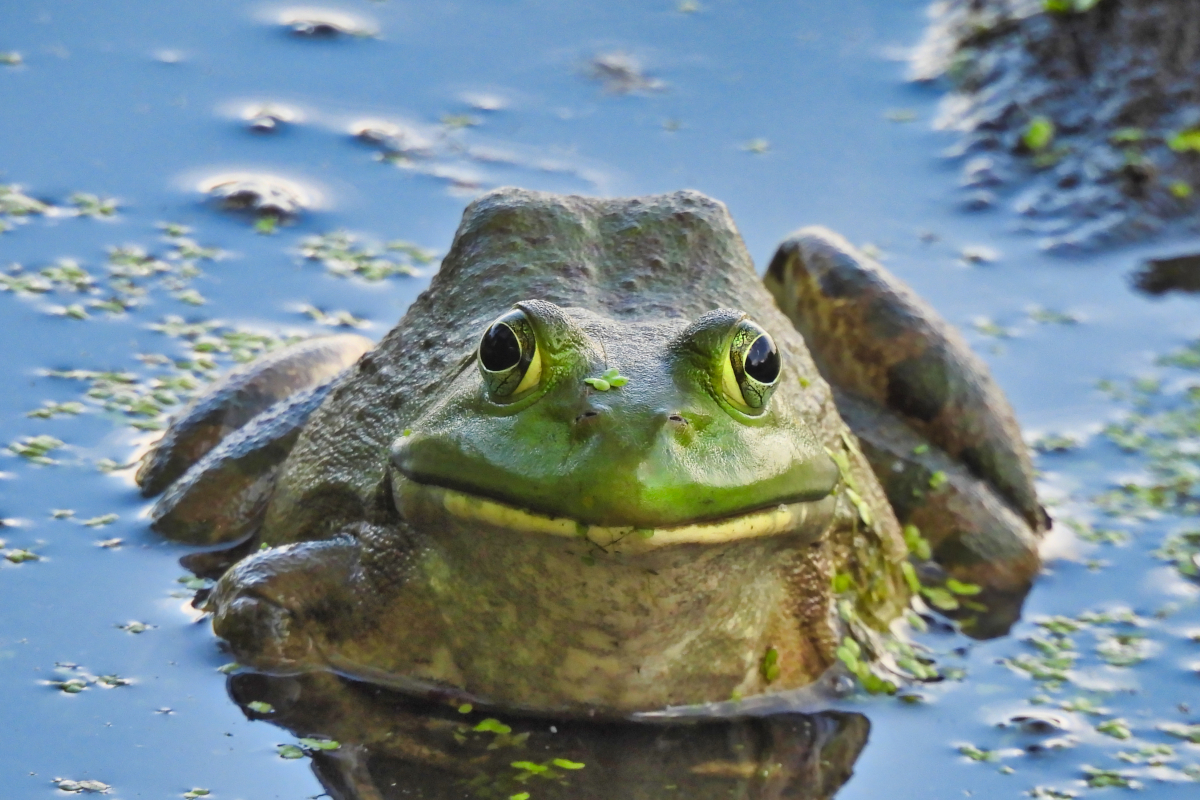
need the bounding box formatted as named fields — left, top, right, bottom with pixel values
left=478, top=309, right=542, bottom=401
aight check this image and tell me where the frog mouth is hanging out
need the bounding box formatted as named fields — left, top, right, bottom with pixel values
left=394, top=479, right=837, bottom=549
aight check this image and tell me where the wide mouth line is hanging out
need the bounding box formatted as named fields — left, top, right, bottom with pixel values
left=397, top=477, right=835, bottom=547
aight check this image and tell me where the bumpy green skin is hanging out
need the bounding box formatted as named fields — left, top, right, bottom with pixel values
left=204, top=189, right=909, bottom=716
left=143, top=188, right=1042, bottom=716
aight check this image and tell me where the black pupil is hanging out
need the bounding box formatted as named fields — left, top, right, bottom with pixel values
left=480, top=323, right=522, bottom=371
left=744, top=335, right=780, bottom=383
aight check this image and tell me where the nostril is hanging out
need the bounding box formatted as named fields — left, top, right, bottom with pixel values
left=575, top=410, right=601, bottom=424
left=667, top=414, right=686, bottom=424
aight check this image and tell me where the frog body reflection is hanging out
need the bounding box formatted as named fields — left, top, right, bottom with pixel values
left=230, top=671, right=869, bottom=800
left=140, top=189, right=1045, bottom=716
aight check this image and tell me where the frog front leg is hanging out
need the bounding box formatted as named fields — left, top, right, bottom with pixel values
left=765, top=228, right=1047, bottom=634
left=209, top=521, right=442, bottom=683
left=209, top=534, right=366, bottom=673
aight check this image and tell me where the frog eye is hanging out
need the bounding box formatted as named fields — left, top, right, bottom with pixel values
left=720, top=320, right=781, bottom=413
left=478, top=309, right=542, bottom=401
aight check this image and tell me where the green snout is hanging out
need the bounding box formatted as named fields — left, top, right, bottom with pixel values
left=391, top=395, right=838, bottom=529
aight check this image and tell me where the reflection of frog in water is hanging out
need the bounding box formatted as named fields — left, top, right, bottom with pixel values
left=140, top=189, right=1046, bottom=716
left=229, top=671, right=869, bottom=800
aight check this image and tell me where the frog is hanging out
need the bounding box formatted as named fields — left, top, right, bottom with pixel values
left=138, top=188, right=1046, bottom=717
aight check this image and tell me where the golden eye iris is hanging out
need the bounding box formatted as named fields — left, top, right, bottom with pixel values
left=721, top=320, right=781, bottom=412
left=478, top=309, right=542, bottom=400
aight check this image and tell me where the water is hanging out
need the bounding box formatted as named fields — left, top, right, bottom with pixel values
left=2, top=0, right=1198, bottom=797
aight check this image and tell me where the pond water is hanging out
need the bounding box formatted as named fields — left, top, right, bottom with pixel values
left=1, top=0, right=1198, bottom=798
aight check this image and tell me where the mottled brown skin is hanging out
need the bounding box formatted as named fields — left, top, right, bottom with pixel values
left=140, top=188, right=1042, bottom=716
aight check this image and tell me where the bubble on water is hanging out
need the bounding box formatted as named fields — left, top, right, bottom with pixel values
left=461, top=92, right=509, bottom=112
left=349, top=119, right=435, bottom=158
left=1001, top=711, right=1073, bottom=736
left=196, top=172, right=322, bottom=219
left=276, top=8, right=377, bottom=38
left=241, top=103, right=301, bottom=133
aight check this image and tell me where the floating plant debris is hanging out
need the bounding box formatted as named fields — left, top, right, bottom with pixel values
left=587, top=52, right=665, bottom=94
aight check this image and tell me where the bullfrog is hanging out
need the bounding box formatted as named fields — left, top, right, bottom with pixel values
left=139, top=188, right=1046, bottom=717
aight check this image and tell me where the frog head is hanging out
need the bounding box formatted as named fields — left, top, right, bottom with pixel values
left=390, top=298, right=839, bottom=550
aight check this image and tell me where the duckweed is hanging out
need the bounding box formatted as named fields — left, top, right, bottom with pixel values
left=52, top=778, right=111, bottom=793
left=584, top=367, right=628, bottom=391
left=300, top=230, right=432, bottom=281
left=69, top=193, right=119, bottom=218
left=1170, top=181, right=1193, bottom=199
left=8, top=434, right=64, bottom=464
left=53, top=678, right=88, bottom=694
left=958, top=744, right=998, bottom=762
left=0, top=184, right=47, bottom=215
left=1022, top=117, right=1055, bottom=152
left=1044, top=0, right=1102, bottom=13
left=1095, top=718, right=1132, bottom=740
left=298, top=737, right=340, bottom=750
left=760, top=647, right=780, bottom=682
left=5, top=548, right=39, bottom=563
left=1082, top=766, right=1140, bottom=789
left=299, top=304, right=367, bottom=328
left=1159, top=723, right=1200, bottom=744
left=1167, top=130, right=1200, bottom=153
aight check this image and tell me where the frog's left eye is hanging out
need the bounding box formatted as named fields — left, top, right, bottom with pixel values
left=721, top=320, right=781, bottom=413
left=478, top=309, right=542, bottom=401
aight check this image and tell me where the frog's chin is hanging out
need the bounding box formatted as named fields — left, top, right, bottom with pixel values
left=394, top=480, right=837, bottom=550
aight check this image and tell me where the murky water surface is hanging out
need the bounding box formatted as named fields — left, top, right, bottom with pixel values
left=2, top=1, right=1198, bottom=798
